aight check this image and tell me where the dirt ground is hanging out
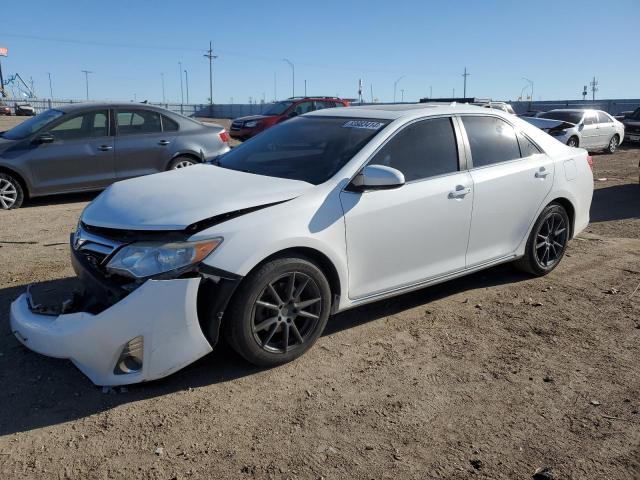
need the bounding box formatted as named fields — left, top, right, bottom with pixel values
left=0, top=114, right=638, bottom=480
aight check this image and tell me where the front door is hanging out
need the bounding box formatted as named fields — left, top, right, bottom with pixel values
left=460, top=115, right=555, bottom=266
left=25, top=109, right=115, bottom=195
left=579, top=111, right=599, bottom=149
left=340, top=116, right=473, bottom=299
left=596, top=111, right=615, bottom=148
left=114, top=109, right=174, bottom=179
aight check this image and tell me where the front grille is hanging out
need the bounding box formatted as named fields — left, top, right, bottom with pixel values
left=626, top=125, right=640, bottom=134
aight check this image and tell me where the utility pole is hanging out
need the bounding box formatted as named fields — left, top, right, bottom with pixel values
left=590, top=76, right=598, bottom=100
left=582, top=85, right=588, bottom=101
left=304, top=79, right=307, bottom=97
left=393, top=75, right=405, bottom=103
left=47, top=72, right=53, bottom=99
left=81, top=70, right=92, bottom=101
left=184, top=69, right=189, bottom=103
left=273, top=72, right=277, bottom=101
left=0, top=57, right=5, bottom=98
left=429, top=85, right=432, bottom=99
left=160, top=73, right=165, bottom=103
left=370, top=84, right=374, bottom=103
left=203, top=41, right=217, bottom=114
left=462, top=67, right=470, bottom=98
left=178, top=61, right=184, bottom=105
left=283, top=59, right=294, bottom=98
left=400, top=89, right=405, bottom=102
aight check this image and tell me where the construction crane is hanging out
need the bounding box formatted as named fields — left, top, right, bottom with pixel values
left=3, top=72, right=36, bottom=99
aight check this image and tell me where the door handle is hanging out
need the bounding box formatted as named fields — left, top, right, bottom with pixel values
left=98, top=145, right=113, bottom=151
left=158, top=140, right=171, bottom=146
left=535, top=168, right=550, bottom=178
left=448, top=186, right=471, bottom=199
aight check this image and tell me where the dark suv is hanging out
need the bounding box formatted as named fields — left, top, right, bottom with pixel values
left=230, top=97, right=349, bottom=140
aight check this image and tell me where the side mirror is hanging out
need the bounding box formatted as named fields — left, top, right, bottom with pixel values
left=34, top=133, right=55, bottom=144
left=350, top=164, right=405, bottom=191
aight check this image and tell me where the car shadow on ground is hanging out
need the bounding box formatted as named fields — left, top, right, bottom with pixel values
left=590, top=184, right=640, bottom=223
left=22, top=191, right=99, bottom=208
left=0, top=263, right=530, bottom=436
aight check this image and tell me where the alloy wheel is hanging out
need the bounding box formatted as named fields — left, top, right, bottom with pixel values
left=609, top=136, right=617, bottom=153
left=173, top=160, right=196, bottom=169
left=0, top=178, right=18, bottom=209
left=567, top=138, right=578, bottom=148
left=251, top=271, right=323, bottom=354
left=534, top=212, right=568, bottom=269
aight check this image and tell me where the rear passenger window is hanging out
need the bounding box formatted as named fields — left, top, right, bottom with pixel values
left=518, top=133, right=542, bottom=157
left=370, top=117, right=459, bottom=182
left=461, top=116, right=521, bottom=167
left=117, top=110, right=162, bottom=135
left=162, top=115, right=179, bottom=132
left=597, top=112, right=611, bottom=124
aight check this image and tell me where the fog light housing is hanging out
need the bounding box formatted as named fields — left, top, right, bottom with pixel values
left=114, top=336, right=143, bottom=375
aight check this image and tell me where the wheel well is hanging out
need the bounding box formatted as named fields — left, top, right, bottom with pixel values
left=168, top=153, right=201, bottom=169
left=247, top=247, right=341, bottom=303
left=0, top=166, right=29, bottom=198
left=568, top=135, right=579, bottom=146
left=549, top=197, right=575, bottom=238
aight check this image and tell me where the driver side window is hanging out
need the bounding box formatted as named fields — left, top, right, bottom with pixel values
left=48, top=110, right=109, bottom=140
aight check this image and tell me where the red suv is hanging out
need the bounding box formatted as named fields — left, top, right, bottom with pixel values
left=230, top=97, right=349, bottom=140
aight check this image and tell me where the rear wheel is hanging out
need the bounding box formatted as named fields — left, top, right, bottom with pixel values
left=225, top=257, right=332, bottom=367
left=605, top=134, right=619, bottom=154
left=0, top=173, right=24, bottom=210
left=567, top=136, right=579, bottom=148
left=167, top=156, right=198, bottom=170
left=515, top=203, right=570, bottom=276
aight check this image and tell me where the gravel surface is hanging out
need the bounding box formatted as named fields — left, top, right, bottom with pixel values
left=0, top=114, right=638, bottom=479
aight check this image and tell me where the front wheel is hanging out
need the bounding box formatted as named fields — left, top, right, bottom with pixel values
left=515, top=203, right=570, bottom=276
left=224, top=257, right=332, bottom=367
left=605, top=134, right=619, bottom=154
left=0, top=173, right=24, bottom=210
left=567, top=136, right=579, bottom=148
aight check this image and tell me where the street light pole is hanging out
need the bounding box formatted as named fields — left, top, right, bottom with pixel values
left=522, top=77, right=534, bottom=104
left=184, top=69, right=189, bottom=104
left=160, top=73, right=165, bottom=103
left=47, top=72, right=53, bottom=99
left=393, top=75, right=405, bottom=103
left=400, top=89, right=405, bottom=102
left=178, top=62, right=184, bottom=105
left=462, top=67, right=470, bottom=98
left=283, top=58, right=294, bottom=98
left=81, top=70, right=92, bottom=100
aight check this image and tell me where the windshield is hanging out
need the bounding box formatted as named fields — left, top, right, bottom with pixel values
left=217, top=116, right=389, bottom=185
left=628, top=108, right=640, bottom=120
left=539, top=111, right=583, bottom=124
left=263, top=101, right=294, bottom=116
left=1, top=109, right=64, bottom=140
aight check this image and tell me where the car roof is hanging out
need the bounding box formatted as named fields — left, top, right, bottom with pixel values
left=53, top=102, right=171, bottom=113
left=306, top=102, right=498, bottom=120
left=547, top=108, right=599, bottom=113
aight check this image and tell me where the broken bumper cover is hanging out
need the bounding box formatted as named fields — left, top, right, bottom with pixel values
left=10, top=277, right=213, bottom=386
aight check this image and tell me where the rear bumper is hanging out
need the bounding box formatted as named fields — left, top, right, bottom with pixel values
left=10, top=277, right=213, bottom=386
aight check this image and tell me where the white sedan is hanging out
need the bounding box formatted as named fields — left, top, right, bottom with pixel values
left=525, top=109, right=625, bottom=152
left=10, top=104, right=594, bottom=386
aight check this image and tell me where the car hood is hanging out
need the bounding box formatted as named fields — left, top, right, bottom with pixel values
left=81, top=165, right=314, bottom=231
left=523, top=117, right=575, bottom=132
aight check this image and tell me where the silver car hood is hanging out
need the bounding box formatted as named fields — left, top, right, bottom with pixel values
left=82, top=165, right=313, bottom=231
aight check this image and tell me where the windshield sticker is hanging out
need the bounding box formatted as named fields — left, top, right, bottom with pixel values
left=342, top=120, right=384, bottom=130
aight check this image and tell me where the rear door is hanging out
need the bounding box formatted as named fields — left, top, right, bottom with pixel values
left=596, top=111, right=615, bottom=147
left=25, top=109, right=115, bottom=194
left=461, top=115, right=554, bottom=266
left=114, top=108, right=175, bottom=179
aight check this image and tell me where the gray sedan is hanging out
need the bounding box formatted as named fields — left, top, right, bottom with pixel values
left=0, top=103, right=230, bottom=209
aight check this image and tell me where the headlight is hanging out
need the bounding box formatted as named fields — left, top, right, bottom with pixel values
left=106, top=238, right=222, bottom=279
left=244, top=120, right=261, bottom=128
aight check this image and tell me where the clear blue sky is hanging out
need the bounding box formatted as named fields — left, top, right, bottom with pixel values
left=1, top=0, right=638, bottom=104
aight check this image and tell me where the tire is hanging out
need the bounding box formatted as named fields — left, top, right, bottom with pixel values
left=604, top=134, right=619, bottom=154
left=0, top=173, right=25, bottom=210
left=167, top=156, right=198, bottom=170
left=567, top=136, right=579, bottom=148
left=224, top=256, right=332, bottom=367
left=514, top=203, right=570, bottom=276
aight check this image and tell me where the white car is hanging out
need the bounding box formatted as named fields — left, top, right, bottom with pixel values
left=525, top=109, right=624, bottom=152
left=10, top=104, right=594, bottom=386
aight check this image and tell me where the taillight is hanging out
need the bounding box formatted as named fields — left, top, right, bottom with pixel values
left=587, top=155, right=593, bottom=170
left=218, top=130, right=230, bottom=144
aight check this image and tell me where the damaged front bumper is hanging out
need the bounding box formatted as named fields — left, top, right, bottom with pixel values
left=10, top=277, right=213, bottom=386
left=10, top=230, right=242, bottom=387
